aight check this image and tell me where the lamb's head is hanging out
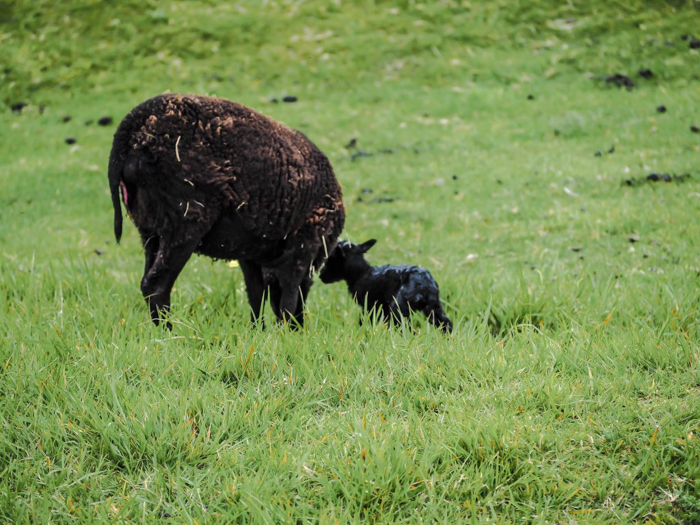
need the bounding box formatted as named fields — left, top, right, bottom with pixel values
left=319, top=238, right=376, bottom=283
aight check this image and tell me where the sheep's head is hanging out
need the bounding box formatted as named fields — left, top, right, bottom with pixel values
left=319, top=239, right=376, bottom=283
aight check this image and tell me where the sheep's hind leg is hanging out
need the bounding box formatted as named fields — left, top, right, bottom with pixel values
left=141, top=237, right=199, bottom=329
left=239, top=260, right=268, bottom=327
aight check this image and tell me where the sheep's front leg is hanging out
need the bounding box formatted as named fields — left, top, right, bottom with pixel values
left=295, top=276, right=312, bottom=319
left=278, top=287, right=302, bottom=327
left=239, top=260, right=267, bottom=326
left=276, top=267, right=313, bottom=329
left=268, top=275, right=310, bottom=324
left=141, top=238, right=198, bottom=328
left=268, top=280, right=282, bottom=320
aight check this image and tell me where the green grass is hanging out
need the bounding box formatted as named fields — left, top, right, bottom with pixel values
left=2, top=0, right=700, bottom=522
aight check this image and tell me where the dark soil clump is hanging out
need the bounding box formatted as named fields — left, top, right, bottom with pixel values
left=595, top=146, right=615, bottom=157
left=369, top=197, right=397, bottom=204
left=605, top=73, right=634, bottom=89
left=624, top=173, right=691, bottom=186
left=351, top=150, right=373, bottom=162
left=647, top=173, right=672, bottom=182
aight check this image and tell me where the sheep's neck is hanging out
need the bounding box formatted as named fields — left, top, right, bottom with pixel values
left=344, top=261, right=372, bottom=290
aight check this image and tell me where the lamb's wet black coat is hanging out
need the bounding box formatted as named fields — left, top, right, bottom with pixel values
left=108, top=94, right=345, bottom=327
left=320, top=239, right=452, bottom=332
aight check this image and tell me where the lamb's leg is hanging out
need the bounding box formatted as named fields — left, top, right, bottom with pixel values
left=360, top=305, right=384, bottom=327
left=141, top=237, right=199, bottom=328
left=239, top=260, right=267, bottom=326
left=425, top=305, right=453, bottom=333
left=388, top=298, right=412, bottom=330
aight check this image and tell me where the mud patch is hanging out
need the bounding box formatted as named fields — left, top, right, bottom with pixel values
left=605, top=73, right=634, bottom=89
left=624, top=173, right=691, bottom=186
left=356, top=189, right=398, bottom=204
left=594, top=145, right=615, bottom=157
left=344, top=139, right=398, bottom=162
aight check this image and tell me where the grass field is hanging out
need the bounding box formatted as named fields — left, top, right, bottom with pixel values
left=2, top=0, right=700, bottom=522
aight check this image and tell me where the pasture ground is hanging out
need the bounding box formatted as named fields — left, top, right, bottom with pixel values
left=1, top=1, right=700, bottom=522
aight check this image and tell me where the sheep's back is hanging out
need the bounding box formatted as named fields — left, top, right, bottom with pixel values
left=113, top=94, right=343, bottom=239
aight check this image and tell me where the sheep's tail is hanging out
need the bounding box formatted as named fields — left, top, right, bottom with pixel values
left=108, top=140, right=124, bottom=243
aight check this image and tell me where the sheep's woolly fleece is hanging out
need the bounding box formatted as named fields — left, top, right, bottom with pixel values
left=109, top=93, right=344, bottom=247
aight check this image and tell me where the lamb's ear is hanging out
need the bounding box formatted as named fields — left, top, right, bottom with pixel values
left=359, top=239, right=377, bottom=253
left=335, top=240, right=348, bottom=255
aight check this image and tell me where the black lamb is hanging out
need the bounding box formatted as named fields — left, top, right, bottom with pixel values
left=108, top=94, right=345, bottom=327
left=319, top=239, right=453, bottom=332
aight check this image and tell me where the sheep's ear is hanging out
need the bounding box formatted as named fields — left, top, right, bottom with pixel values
left=336, top=240, right=348, bottom=255
left=359, top=239, right=377, bottom=253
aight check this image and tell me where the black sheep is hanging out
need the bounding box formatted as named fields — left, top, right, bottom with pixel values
left=108, top=94, right=345, bottom=327
left=319, top=239, right=453, bottom=332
